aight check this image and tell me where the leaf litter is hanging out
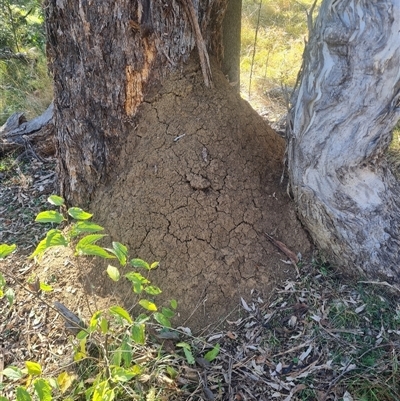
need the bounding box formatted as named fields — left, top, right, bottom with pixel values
left=1, top=154, right=400, bottom=400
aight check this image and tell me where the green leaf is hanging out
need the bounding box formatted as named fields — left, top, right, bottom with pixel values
left=89, top=311, right=102, bottom=330
left=92, top=381, right=115, bottom=401
left=144, top=285, right=162, bottom=295
left=67, top=207, right=93, bottom=220
left=153, top=312, right=171, bottom=328
left=109, top=306, right=132, bottom=324
left=150, top=261, right=160, bottom=270
left=76, top=330, right=89, bottom=340
left=76, top=244, right=115, bottom=259
left=130, top=258, right=150, bottom=270
left=76, top=234, right=106, bottom=247
left=111, top=349, right=122, bottom=367
left=2, top=366, right=24, bottom=380
left=139, top=299, right=157, bottom=311
left=16, top=387, right=32, bottom=401
left=204, top=343, right=220, bottom=362
left=121, top=337, right=132, bottom=367
left=166, top=366, right=178, bottom=379
left=39, top=283, right=53, bottom=292
left=100, top=317, right=109, bottom=334
left=29, top=230, right=68, bottom=259
left=125, top=272, right=150, bottom=294
left=33, top=378, right=52, bottom=401
left=161, top=307, right=175, bottom=318
left=25, top=361, right=42, bottom=376
left=107, top=265, right=120, bottom=282
left=111, top=366, right=141, bottom=382
left=47, top=195, right=64, bottom=206
left=111, top=242, right=128, bottom=266
left=170, top=299, right=178, bottom=310
left=5, top=287, right=15, bottom=307
left=35, top=211, right=64, bottom=224
left=0, top=244, right=16, bottom=259
left=69, top=221, right=104, bottom=237
left=131, top=323, right=146, bottom=344
left=57, top=371, right=76, bottom=394
left=184, top=349, right=195, bottom=364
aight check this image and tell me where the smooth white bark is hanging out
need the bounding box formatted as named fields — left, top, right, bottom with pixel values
left=288, top=0, right=400, bottom=280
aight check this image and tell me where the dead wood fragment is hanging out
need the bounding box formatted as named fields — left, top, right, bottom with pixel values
left=0, top=103, right=55, bottom=157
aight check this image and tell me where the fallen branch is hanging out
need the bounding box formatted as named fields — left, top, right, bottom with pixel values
left=0, top=103, right=55, bottom=157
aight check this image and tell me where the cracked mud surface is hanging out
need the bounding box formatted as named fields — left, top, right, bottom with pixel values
left=90, top=61, right=311, bottom=332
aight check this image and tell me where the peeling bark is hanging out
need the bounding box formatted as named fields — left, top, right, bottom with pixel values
left=45, top=0, right=228, bottom=205
left=288, top=0, right=400, bottom=281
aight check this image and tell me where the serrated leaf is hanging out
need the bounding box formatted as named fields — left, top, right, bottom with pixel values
left=2, top=366, right=24, bottom=380
left=144, top=285, right=162, bottom=295
left=0, top=243, right=16, bottom=259
left=57, top=371, right=76, bottom=394
left=39, top=283, right=53, bottom=292
left=139, top=299, right=157, bottom=311
left=76, top=244, right=115, bottom=259
left=109, top=306, right=132, bottom=324
left=131, top=323, right=145, bottom=344
left=69, top=221, right=104, bottom=237
left=107, top=265, right=120, bottom=282
left=33, top=378, right=52, bottom=401
left=35, top=210, right=64, bottom=224
left=170, top=299, right=178, bottom=310
left=47, top=195, right=64, bottom=206
left=150, top=261, right=160, bottom=269
left=130, top=258, right=150, bottom=270
left=67, top=207, right=93, bottom=220
left=111, top=242, right=128, bottom=266
left=16, top=387, right=32, bottom=401
left=204, top=343, right=220, bottom=362
left=25, top=361, right=42, bottom=376
left=153, top=312, right=171, bottom=328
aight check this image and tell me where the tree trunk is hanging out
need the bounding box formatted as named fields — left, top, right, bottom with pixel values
left=45, top=0, right=227, bottom=206
left=288, top=0, right=400, bottom=281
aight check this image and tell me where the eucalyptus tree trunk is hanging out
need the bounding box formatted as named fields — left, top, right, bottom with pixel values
left=45, top=0, right=229, bottom=206
left=288, top=0, right=400, bottom=281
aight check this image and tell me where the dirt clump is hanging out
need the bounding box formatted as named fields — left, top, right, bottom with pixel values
left=89, top=60, right=311, bottom=332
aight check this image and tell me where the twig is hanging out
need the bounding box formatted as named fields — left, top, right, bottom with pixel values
left=181, top=0, right=213, bottom=88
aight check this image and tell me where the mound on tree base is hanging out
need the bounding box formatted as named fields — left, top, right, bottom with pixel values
left=89, top=60, right=311, bottom=331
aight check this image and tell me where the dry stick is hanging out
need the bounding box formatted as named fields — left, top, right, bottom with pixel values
left=248, top=0, right=263, bottom=99
left=182, top=0, right=213, bottom=88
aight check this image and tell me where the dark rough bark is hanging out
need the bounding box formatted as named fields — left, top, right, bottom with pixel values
left=222, top=0, right=242, bottom=90
left=288, top=0, right=400, bottom=281
left=45, top=0, right=227, bottom=206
